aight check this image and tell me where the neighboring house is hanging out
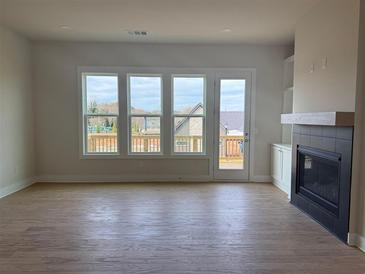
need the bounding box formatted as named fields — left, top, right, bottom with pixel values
left=219, top=111, right=245, bottom=136
left=175, top=103, right=244, bottom=137
left=129, top=102, right=244, bottom=137
left=175, top=103, right=204, bottom=136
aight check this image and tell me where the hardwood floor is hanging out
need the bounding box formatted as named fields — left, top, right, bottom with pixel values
left=0, top=182, right=364, bottom=274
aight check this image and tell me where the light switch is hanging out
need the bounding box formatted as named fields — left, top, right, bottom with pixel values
left=309, top=63, right=315, bottom=73
left=321, top=57, right=327, bottom=69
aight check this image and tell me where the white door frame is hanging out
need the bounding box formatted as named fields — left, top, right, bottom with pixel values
left=213, top=70, right=254, bottom=181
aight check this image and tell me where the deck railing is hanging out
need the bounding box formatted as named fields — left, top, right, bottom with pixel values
left=87, top=133, right=118, bottom=153
left=219, top=136, right=244, bottom=159
left=131, top=135, right=160, bottom=153
left=88, top=133, right=243, bottom=157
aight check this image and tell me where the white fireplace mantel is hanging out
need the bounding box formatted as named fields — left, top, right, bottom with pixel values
left=281, top=112, right=354, bottom=126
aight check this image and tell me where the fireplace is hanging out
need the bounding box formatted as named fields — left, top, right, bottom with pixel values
left=291, top=125, right=353, bottom=243
left=297, top=146, right=341, bottom=216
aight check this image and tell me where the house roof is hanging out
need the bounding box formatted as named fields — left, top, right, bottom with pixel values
left=174, top=103, right=244, bottom=134
left=174, top=103, right=203, bottom=133
left=220, top=111, right=244, bottom=132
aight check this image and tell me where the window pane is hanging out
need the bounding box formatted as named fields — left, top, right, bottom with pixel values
left=131, top=117, right=161, bottom=153
left=87, top=116, right=118, bottom=153
left=174, top=117, right=203, bottom=153
left=86, top=75, right=118, bottom=115
left=129, top=76, right=162, bottom=114
left=173, top=77, right=205, bottom=114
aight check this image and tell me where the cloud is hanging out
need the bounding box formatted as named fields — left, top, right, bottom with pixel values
left=130, top=76, right=162, bottom=113
left=220, top=80, right=245, bottom=111
left=173, top=77, right=204, bottom=112
left=86, top=75, right=118, bottom=104
left=86, top=76, right=246, bottom=113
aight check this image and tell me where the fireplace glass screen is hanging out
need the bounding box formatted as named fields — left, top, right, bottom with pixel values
left=297, top=146, right=340, bottom=215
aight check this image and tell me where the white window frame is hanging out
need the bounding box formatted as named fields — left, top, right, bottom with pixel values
left=81, top=72, right=120, bottom=156
left=171, top=74, right=207, bottom=155
left=78, top=67, right=256, bottom=165
left=127, top=73, right=164, bottom=155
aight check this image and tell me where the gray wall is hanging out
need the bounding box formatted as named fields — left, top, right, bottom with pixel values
left=32, top=41, right=291, bottom=181
left=0, top=25, right=35, bottom=196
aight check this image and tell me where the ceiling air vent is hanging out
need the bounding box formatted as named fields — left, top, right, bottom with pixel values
left=128, top=30, right=148, bottom=36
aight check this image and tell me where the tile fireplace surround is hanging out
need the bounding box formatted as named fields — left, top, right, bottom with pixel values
left=282, top=112, right=355, bottom=243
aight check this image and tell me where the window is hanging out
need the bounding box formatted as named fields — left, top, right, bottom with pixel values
left=172, top=76, right=206, bottom=154
left=128, top=75, right=162, bottom=154
left=82, top=74, right=119, bottom=154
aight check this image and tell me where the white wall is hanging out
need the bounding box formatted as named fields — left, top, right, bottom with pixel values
left=293, top=0, right=365, bottom=250
left=293, top=0, right=360, bottom=113
left=32, top=42, right=291, bottom=181
left=0, top=25, right=35, bottom=196
left=349, top=0, right=365, bottom=251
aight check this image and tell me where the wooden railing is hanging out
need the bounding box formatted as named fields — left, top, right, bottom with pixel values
left=219, top=136, right=244, bottom=159
left=131, top=135, right=160, bottom=153
left=174, top=136, right=203, bottom=153
left=88, top=133, right=244, bottom=157
left=88, top=133, right=118, bottom=153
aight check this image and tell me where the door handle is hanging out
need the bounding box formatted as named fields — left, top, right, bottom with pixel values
left=244, top=133, right=249, bottom=143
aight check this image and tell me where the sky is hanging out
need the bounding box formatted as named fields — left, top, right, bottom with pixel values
left=86, top=75, right=245, bottom=113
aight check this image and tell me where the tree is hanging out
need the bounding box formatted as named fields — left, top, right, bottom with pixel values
left=104, top=118, right=111, bottom=128
left=88, top=101, right=98, bottom=114
left=112, top=122, right=118, bottom=133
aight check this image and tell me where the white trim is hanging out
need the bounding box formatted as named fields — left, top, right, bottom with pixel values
left=348, top=233, right=365, bottom=252
left=249, top=70, right=257, bottom=182
left=127, top=73, right=164, bottom=154
left=36, top=175, right=212, bottom=183
left=77, top=67, right=258, bottom=182
left=79, top=72, right=120, bottom=157
left=80, top=155, right=210, bottom=160
left=251, top=175, right=272, bottom=183
left=0, top=177, right=36, bottom=199
left=212, top=70, right=255, bottom=181
left=35, top=175, right=271, bottom=184
left=272, top=177, right=291, bottom=199
left=171, top=74, right=207, bottom=155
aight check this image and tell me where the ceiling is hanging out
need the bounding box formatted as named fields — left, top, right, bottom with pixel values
left=0, top=0, right=320, bottom=44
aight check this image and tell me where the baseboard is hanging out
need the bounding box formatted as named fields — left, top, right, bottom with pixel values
left=250, top=175, right=271, bottom=183
left=36, top=174, right=273, bottom=184
left=348, top=233, right=365, bottom=252
left=272, top=177, right=290, bottom=194
left=36, top=175, right=272, bottom=183
left=36, top=174, right=213, bottom=183
left=0, top=177, right=36, bottom=199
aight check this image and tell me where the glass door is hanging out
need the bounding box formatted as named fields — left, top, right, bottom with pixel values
left=213, top=72, right=251, bottom=181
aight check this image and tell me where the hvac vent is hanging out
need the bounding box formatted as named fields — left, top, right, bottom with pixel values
left=128, top=30, right=148, bottom=36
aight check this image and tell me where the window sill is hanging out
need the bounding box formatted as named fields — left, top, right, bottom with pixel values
left=80, top=154, right=209, bottom=160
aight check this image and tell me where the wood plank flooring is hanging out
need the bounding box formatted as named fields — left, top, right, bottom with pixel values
left=0, top=182, right=364, bottom=273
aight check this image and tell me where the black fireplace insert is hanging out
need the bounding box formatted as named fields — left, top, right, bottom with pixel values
left=291, top=125, right=353, bottom=243
left=297, top=146, right=341, bottom=216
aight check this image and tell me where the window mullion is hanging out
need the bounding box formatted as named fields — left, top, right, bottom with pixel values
left=162, top=74, right=172, bottom=155
left=119, top=72, right=128, bottom=156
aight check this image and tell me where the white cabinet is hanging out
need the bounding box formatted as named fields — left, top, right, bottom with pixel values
left=271, top=144, right=292, bottom=199
left=271, top=146, right=282, bottom=182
